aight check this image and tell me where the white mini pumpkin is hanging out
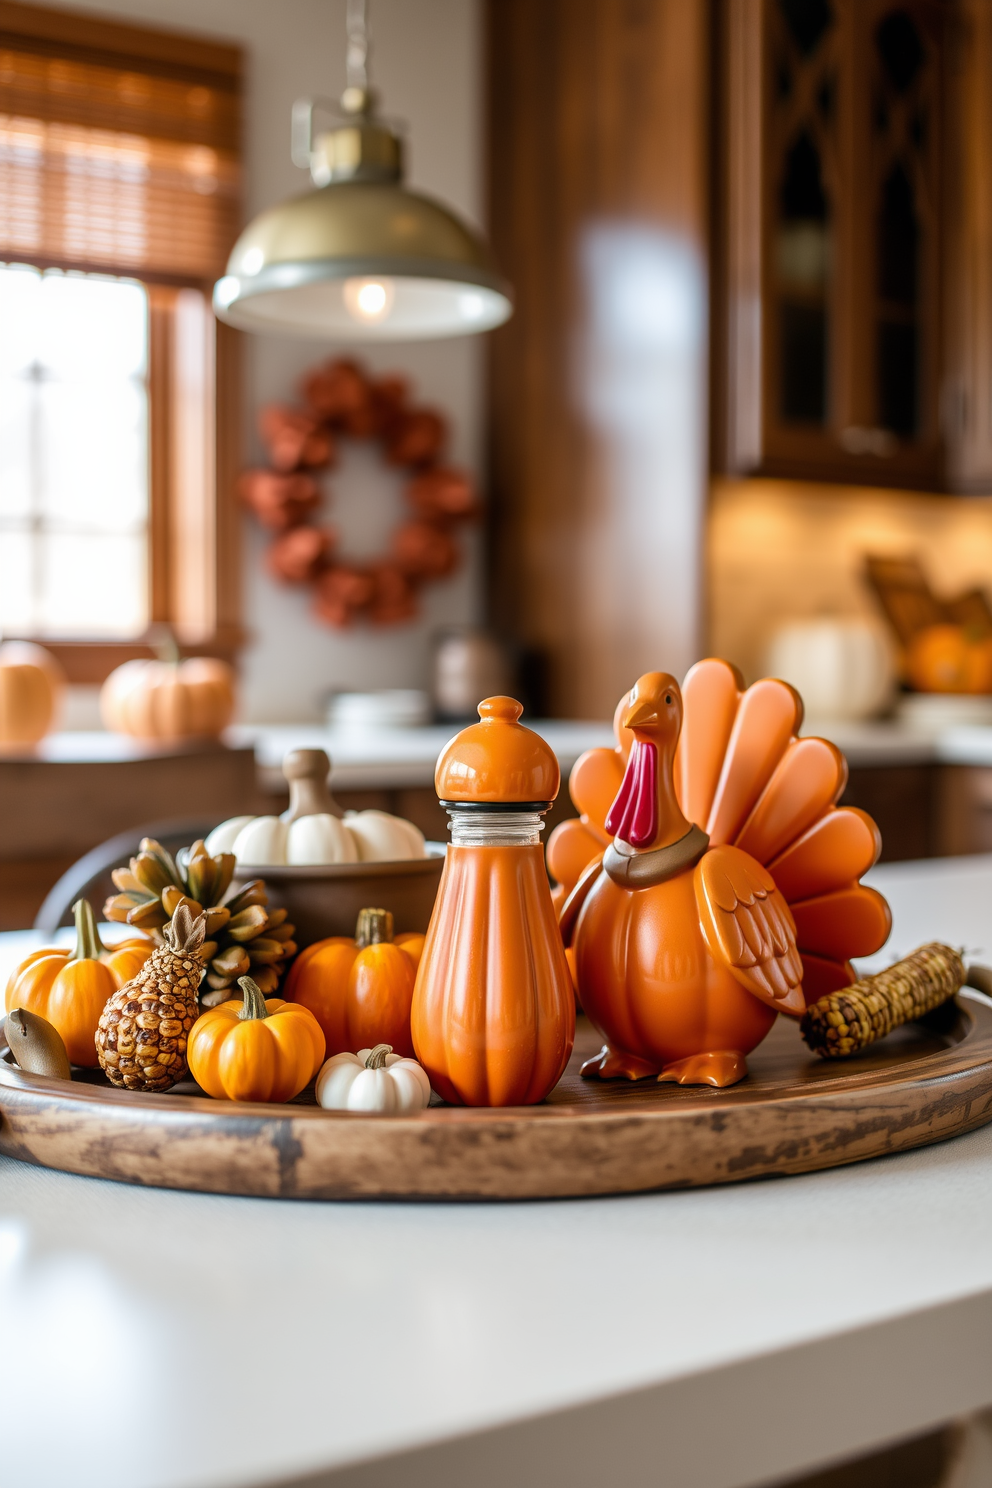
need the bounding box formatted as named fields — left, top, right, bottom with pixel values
left=206, top=807, right=426, bottom=865
left=204, top=816, right=255, bottom=856
left=286, top=813, right=358, bottom=865
left=203, top=747, right=427, bottom=867
left=344, top=810, right=426, bottom=862
left=315, top=1044, right=432, bottom=1113
left=231, top=815, right=288, bottom=865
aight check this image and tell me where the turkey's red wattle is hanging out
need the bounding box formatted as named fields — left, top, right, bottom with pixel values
left=605, top=739, right=658, bottom=848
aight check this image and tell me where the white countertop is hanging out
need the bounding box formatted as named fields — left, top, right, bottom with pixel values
left=4, top=854, right=992, bottom=1488
left=12, top=716, right=992, bottom=790
left=230, top=719, right=617, bottom=791
left=234, top=717, right=992, bottom=785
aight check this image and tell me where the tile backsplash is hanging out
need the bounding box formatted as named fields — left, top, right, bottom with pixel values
left=707, top=477, right=992, bottom=683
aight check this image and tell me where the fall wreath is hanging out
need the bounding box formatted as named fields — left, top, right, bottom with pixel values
left=238, top=358, right=477, bottom=628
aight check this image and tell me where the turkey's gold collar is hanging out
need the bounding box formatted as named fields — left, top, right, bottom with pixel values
left=603, top=823, right=709, bottom=889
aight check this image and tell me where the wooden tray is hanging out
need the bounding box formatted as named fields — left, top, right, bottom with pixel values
left=3, top=1002, right=992, bottom=1201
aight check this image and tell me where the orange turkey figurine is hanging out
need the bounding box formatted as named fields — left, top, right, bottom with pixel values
left=560, top=661, right=892, bottom=1087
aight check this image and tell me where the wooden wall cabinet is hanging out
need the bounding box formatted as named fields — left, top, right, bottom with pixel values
left=714, top=0, right=992, bottom=491
left=486, top=0, right=711, bottom=718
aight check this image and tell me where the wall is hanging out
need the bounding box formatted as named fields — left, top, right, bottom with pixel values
left=709, top=477, right=992, bottom=682
left=51, top=0, right=485, bottom=722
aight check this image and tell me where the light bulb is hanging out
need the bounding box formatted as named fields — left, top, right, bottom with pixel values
left=458, top=291, right=486, bottom=321
left=214, top=275, right=240, bottom=308
left=344, top=277, right=394, bottom=322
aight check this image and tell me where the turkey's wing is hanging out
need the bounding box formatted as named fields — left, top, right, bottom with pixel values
left=694, top=845, right=805, bottom=1015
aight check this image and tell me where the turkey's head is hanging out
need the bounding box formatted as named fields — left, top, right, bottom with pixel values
left=605, top=672, right=691, bottom=852
left=623, top=672, right=682, bottom=741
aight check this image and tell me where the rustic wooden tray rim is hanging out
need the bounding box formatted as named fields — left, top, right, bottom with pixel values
left=4, top=1000, right=992, bottom=1201
left=0, top=995, right=985, bottom=1122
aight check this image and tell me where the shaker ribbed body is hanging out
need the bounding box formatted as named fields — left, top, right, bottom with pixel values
left=412, top=696, right=575, bottom=1107
left=411, top=814, right=575, bottom=1106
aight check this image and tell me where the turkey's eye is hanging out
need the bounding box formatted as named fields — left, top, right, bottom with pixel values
left=665, top=694, right=672, bottom=704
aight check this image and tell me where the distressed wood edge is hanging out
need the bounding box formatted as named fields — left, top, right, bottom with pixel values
left=3, top=1003, right=992, bottom=1200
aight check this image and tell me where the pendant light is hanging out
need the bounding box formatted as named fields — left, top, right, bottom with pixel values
left=213, top=0, right=512, bottom=341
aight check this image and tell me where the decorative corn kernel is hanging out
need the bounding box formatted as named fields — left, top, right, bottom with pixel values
left=800, top=943, right=965, bottom=1058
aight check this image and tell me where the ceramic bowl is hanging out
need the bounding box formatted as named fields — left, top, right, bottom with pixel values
left=234, top=844, right=446, bottom=947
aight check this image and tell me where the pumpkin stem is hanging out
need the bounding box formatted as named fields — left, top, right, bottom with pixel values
left=365, top=1043, right=393, bottom=1069
left=355, top=907, right=394, bottom=948
left=69, top=898, right=106, bottom=963
left=151, top=623, right=182, bottom=666
left=237, top=975, right=269, bottom=1020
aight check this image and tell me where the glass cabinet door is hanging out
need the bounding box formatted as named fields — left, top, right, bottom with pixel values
left=716, top=0, right=945, bottom=488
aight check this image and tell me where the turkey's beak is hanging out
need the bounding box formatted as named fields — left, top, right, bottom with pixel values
left=624, top=697, right=661, bottom=729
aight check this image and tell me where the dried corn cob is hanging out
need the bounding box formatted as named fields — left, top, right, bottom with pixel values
left=800, top=942, right=965, bottom=1058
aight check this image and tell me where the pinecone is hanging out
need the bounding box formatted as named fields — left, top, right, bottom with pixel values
left=96, top=904, right=205, bottom=1091
left=104, top=837, right=297, bottom=1004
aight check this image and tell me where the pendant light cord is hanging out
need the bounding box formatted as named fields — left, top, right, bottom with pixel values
left=346, top=0, right=370, bottom=92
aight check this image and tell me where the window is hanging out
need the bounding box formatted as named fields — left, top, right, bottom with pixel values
left=0, top=2, right=243, bottom=679
left=0, top=263, right=148, bottom=636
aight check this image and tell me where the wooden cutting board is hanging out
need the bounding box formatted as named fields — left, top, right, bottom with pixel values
left=2, top=1002, right=992, bottom=1201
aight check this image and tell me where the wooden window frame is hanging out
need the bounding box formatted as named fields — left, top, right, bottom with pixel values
left=0, top=0, right=244, bottom=682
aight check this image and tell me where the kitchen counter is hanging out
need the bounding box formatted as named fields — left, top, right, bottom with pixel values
left=23, top=713, right=992, bottom=784
left=5, top=854, right=992, bottom=1488
left=232, top=715, right=992, bottom=785
left=228, top=719, right=616, bottom=792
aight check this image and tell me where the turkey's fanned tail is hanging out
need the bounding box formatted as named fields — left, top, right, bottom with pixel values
left=768, top=807, right=882, bottom=901
left=704, top=678, right=802, bottom=845
left=694, top=845, right=805, bottom=1015
left=735, top=736, right=848, bottom=864
left=675, top=658, right=743, bottom=830
left=789, top=884, right=893, bottom=962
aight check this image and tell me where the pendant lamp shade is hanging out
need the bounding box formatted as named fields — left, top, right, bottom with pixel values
left=214, top=178, right=511, bottom=340
left=213, top=4, right=512, bottom=345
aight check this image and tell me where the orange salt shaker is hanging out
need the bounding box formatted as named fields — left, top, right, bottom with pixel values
left=410, top=697, right=575, bottom=1106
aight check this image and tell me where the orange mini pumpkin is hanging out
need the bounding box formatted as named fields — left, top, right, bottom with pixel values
left=5, top=899, right=152, bottom=1067
left=907, top=624, right=992, bottom=695
left=283, top=908, right=420, bottom=1058
left=187, top=976, right=325, bottom=1102
left=0, top=640, right=65, bottom=753
left=100, top=655, right=236, bottom=742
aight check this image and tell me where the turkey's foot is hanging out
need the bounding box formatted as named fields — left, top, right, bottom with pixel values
left=657, top=1050, right=748, bottom=1088
left=580, top=1044, right=660, bottom=1081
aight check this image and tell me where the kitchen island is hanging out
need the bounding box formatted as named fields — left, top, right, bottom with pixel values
left=3, top=853, right=992, bottom=1488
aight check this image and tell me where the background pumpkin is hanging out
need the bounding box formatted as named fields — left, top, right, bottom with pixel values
left=100, top=656, right=236, bottom=742
left=0, top=641, right=65, bottom=752
left=187, top=976, right=325, bottom=1102
left=765, top=617, right=896, bottom=720
left=5, top=899, right=152, bottom=1066
left=907, top=624, right=992, bottom=695
left=283, top=908, right=420, bottom=1057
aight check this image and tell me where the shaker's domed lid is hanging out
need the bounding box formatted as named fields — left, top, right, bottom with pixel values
left=435, top=696, right=560, bottom=805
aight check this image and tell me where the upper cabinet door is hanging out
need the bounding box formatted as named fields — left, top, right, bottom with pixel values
left=715, top=0, right=950, bottom=488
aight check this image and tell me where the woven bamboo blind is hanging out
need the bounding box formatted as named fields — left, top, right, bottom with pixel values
left=0, top=2, right=242, bottom=282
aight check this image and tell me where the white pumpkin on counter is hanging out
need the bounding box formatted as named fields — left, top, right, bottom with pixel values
left=205, top=746, right=427, bottom=866
left=315, top=1045, right=432, bottom=1113
left=765, top=617, right=896, bottom=722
